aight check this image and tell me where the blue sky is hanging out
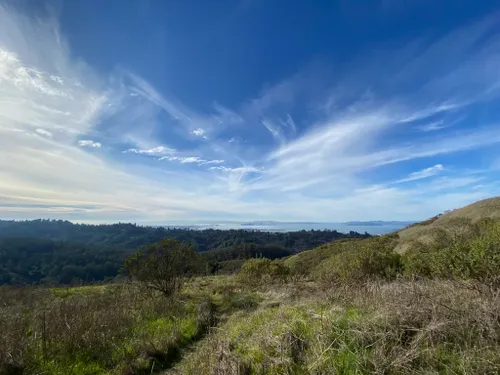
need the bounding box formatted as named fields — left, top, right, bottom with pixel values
left=1, top=0, right=500, bottom=223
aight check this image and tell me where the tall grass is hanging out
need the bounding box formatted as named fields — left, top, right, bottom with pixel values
left=0, top=282, right=220, bottom=375
left=4, top=218, right=500, bottom=374
left=180, top=279, right=500, bottom=375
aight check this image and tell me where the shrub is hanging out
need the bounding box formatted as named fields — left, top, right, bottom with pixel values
left=400, top=241, right=436, bottom=278
left=124, top=239, right=202, bottom=297
left=318, top=235, right=402, bottom=286
left=402, top=219, right=500, bottom=285
left=237, top=258, right=291, bottom=286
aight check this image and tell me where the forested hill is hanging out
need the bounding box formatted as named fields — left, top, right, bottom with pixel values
left=0, top=219, right=370, bottom=285
left=0, top=219, right=369, bottom=252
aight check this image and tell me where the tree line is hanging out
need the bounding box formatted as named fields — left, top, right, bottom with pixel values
left=0, top=219, right=370, bottom=285
left=0, top=219, right=369, bottom=252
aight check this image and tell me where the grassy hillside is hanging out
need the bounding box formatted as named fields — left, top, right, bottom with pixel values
left=284, top=197, right=500, bottom=271
left=399, top=197, right=500, bottom=240
left=3, top=198, right=500, bottom=374
left=3, top=277, right=500, bottom=374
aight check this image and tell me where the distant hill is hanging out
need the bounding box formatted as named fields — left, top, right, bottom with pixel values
left=242, top=220, right=414, bottom=227
left=0, top=219, right=368, bottom=253
left=0, top=219, right=370, bottom=285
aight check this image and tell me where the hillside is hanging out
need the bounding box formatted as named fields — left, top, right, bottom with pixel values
left=398, top=197, right=500, bottom=239
left=3, top=200, right=500, bottom=374
left=283, top=197, right=500, bottom=270
left=284, top=196, right=500, bottom=281
left=3, top=197, right=500, bottom=374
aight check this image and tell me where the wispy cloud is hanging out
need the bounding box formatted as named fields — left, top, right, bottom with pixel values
left=36, top=128, right=53, bottom=137
left=78, top=140, right=102, bottom=148
left=394, top=164, right=444, bottom=183
left=159, top=156, right=224, bottom=165
left=418, top=120, right=448, bottom=132
left=125, top=146, right=175, bottom=156
left=1, top=4, right=500, bottom=223
left=0, top=5, right=243, bottom=222
left=261, top=119, right=286, bottom=143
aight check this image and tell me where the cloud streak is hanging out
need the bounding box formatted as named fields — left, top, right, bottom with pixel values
left=394, top=164, right=444, bottom=183
left=1, top=4, right=500, bottom=223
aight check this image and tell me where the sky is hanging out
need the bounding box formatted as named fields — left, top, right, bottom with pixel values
left=1, top=0, right=500, bottom=224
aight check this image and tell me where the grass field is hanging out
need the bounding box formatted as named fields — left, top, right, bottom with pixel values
left=4, top=198, right=500, bottom=374
left=2, top=275, right=500, bottom=375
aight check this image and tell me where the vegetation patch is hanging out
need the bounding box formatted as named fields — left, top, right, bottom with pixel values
left=5, top=205, right=500, bottom=374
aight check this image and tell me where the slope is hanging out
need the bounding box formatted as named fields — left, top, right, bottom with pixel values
left=397, top=196, right=500, bottom=244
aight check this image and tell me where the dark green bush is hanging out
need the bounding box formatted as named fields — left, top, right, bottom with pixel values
left=124, top=239, right=202, bottom=297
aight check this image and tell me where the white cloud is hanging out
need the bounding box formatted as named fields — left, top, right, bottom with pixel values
left=1, top=4, right=500, bottom=224
left=0, top=5, right=248, bottom=222
left=35, top=128, right=52, bottom=137
left=192, top=128, right=205, bottom=137
left=160, top=155, right=224, bottom=165
left=417, top=115, right=465, bottom=132
left=244, top=14, right=500, bottom=195
left=125, top=146, right=175, bottom=156
left=0, top=10, right=106, bottom=136
left=418, top=120, right=448, bottom=132
left=262, top=119, right=286, bottom=143
left=180, top=156, right=203, bottom=164
left=394, top=164, right=444, bottom=183
left=209, top=166, right=261, bottom=173
left=78, top=140, right=102, bottom=148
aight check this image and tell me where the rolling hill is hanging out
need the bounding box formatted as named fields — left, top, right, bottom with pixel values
left=285, top=196, right=500, bottom=274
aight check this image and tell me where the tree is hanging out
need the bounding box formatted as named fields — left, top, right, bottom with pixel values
left=124, top=239, right=200, bottom=297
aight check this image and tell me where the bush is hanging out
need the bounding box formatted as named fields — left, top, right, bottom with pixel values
left=124, top=239, right=202, bottom=297
left=402, top=219, right=500, bottom=285
left=318, top=235, right=402, bottom=286
left=237, top=258, right=291, bottom=286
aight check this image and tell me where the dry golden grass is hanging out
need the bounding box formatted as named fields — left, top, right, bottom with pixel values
left=399, top=197, right=500, bottom=240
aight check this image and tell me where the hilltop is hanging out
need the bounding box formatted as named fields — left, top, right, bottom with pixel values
left=394, top=197, right=500, bottom=251
left=400, top=197, right=500, bottom=235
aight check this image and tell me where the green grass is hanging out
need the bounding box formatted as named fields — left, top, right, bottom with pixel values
left=4, top=275, right=500, bottom=375
left=1, top=278, right=228, bottom=375
left=284, top=238, right=364, bottom=277
left=178, top=279, right=500, bottom=375
left=6, top=206, right=500, bottom=374
left=50, top=284, right=111, bottom=298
